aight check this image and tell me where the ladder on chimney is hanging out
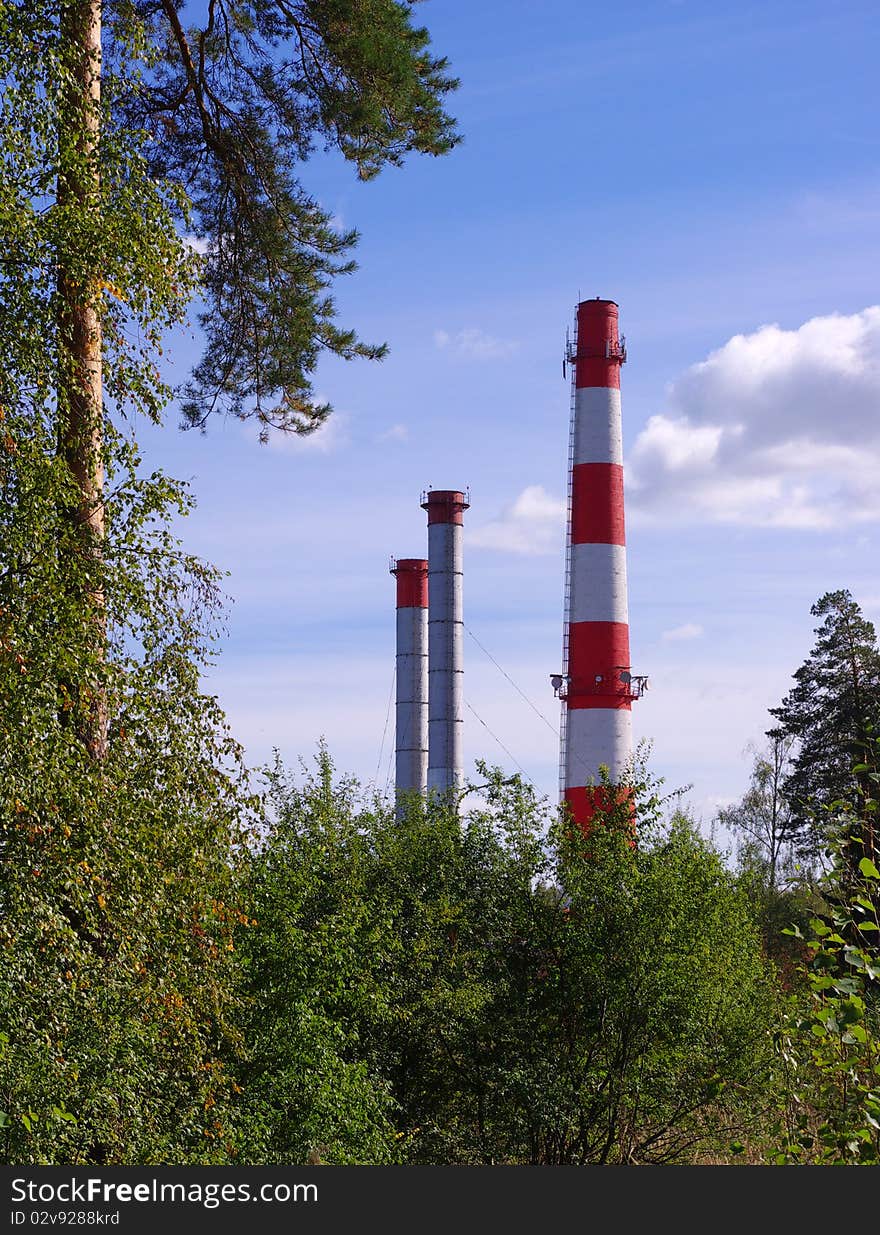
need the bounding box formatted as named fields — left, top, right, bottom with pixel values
left=558, top=308, right=578, bottom=802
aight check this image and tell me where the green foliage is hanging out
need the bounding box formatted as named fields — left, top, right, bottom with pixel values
left=520, top=806, right=778, bottom=1164
left=0, top=305, right=254, bottom=1161
left=0, top=0, right=254, bottom=1164
left=768, top=737, right=880, bottom=1163
left=4, top=0, right=459, bottom=442
left=0, top=423, right=254, bottom=1163
left=772, top=870, right=880, bottom=1161
left=240, top=752, right=778, bottom=1165
left=734, top=841, right=816, bottom=987
left=114, top=0, right=460, bottom=435
left=235, top=750, right=403, bottom=1165
left=0, top=0, right=199, bottom=426
left=769, top=590, right=880, bottom=862
left=0, top=0, right=459, bottom=1166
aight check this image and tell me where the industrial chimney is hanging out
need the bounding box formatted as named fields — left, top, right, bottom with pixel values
left=390, top=557, right=429, bottom=809
left=421, top=489, right=469, bottom=798
left=557, top=299, right=644, bottom=828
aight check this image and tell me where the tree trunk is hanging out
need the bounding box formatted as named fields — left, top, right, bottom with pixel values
left=57, top=0, right=107, bottom=760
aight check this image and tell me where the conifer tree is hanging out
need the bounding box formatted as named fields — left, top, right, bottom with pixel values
left=4, top=0, right=458, bottom=757
left=0, top=0, right=457, bottom=1161
left=769, top=590, right=880, bottom=864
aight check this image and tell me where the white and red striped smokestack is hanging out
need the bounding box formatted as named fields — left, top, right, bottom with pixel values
left=561, top=298, right=639, bottom=828
left=390, top=557, right=429, bottom=805
left=421, top=489, right=469, bottom=798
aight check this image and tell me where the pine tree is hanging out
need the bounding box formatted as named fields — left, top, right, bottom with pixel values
left=118, top=0, right=460, bottom=437
left=769, top=590, right=880, bottom=864
left=1, top=0, right=457, bottom=1161
left=3, top=0, right=458, bottom=758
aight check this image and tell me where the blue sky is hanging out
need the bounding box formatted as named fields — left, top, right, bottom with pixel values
left=137, top=0, right=880, bottom=831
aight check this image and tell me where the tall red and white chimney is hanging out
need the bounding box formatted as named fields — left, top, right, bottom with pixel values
left=559, top=298, right=641, bottom=828
left=421, top=489, right=469, bottom=797
left=390, top=557, right=429, bottom=806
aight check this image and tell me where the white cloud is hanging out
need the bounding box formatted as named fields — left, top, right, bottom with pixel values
left=257, top=410, right=350, bottom=455
left=434, top=327, right=519, bottom=360
left=706, top=795, right=737, bottom=812
left=182, top=234, right=210, bottom=255
left=628, top=306, right=880, bottom=529
left=469, top=485, right=565, bottom=555
left=661, top=622, right=704, bottom=642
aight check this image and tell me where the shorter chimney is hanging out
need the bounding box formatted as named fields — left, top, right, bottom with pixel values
left=390, top=557, right=429, bottom=808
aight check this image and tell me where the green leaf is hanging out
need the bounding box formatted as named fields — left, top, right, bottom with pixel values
left=859, top=857, right=880, bottom=879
